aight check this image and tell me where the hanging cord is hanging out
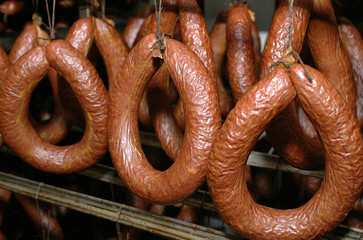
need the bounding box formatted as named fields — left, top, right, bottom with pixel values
left=101, top=0, right=106, bottom=20
left=116, top=205, right=123, bottom=240
left=35, top=182, right=49, bottom=240
left=44, top=0, right=56, bottom=39
left=265, top=0, right=313, bottom=82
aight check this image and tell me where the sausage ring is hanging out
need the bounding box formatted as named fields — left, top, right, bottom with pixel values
left=207, top=65, right=363, bottom=239
left=108, top=34, right=221, bottom=204
left=0, top=40, right=108, bottom=173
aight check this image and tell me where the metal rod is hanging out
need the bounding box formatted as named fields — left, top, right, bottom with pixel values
left=0, top=171, right=240, bottom=240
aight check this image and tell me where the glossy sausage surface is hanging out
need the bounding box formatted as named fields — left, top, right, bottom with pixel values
left=0, top=40, right=108, bottom=173
left=108, top=34, right=221, bottom=204
left=208, top=65, right=363, bottom=239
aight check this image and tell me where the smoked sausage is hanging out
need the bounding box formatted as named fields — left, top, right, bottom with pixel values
left=93, top=17, right=129, bottom=91
left=226, top=2, right=257, bottom=101
left=178, top=0, right=233, bottom=119
left=0, top=40, right=108, bottom=173
left=7, top=20, right=69, bottom=145
left=58, top=17, right=95, bottom=128
left=307, top=0, right=356, bottom=115
left=122, top=5, right=153, bottom=49
left=338, top=17, right=363, bottom=128
left=108, top=34, right=220, bottom=204
left=262, top=0, right=326, bottom=169
left=15, top=194, right=64, bottom=240
left=208, top=65, right=363, bottom=239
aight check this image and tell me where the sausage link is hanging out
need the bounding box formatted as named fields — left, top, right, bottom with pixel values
left=133, top=13, right=153, bottom=48
left=226, top=2, right=257, bottom=101
left=108, top=34, right=221, bottom=204
left=58, top=17, right=95, bottom=128
left=262, top=0, right=324, bottom=169
left=0, top=40, right=108, bottom=173
left=139, top=0, right=178, bottom=129
left=178, top=0, right=232, bottom=119
left=93, top=17, right=129, bottom=91
left=307, top=0, right=356, bottom=114
left=338, top=17, right=363, bottom=128
left=209, top=9, right=235, bottom=114
left=177, top=205, right=199, bottom=224
left=33, top=68, right=70, bottom=144
left=15, top=194, right=64, bottom=240
left=208, top=65, right=363, bottom=239
left=0, top=0, right=23, bottom=15
left=145, top=0, right=181, bottom=160
left=251, top=21, right=262, bottom=72
left=260, top=0, right=312, bottom=76
left=122, top=5, right=153, bottom=49
left=8, top=22, right=38, bottom=64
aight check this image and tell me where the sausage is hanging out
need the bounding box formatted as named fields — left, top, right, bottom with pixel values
left=207, top=65, right=363, bottom=239
left=262, top=0, right=325, bottom=170
left=122, top=5, right=153, bottom=49
left=138, top=0, right=178, bottom=129
left=177, top=205, right=200, bottom=224
left=122, top=190, right=150, bottom=240
left=226, top=2, right=257, bottom=101
left=0, top=40, right=108, bottom=173
left=108, top=34, right=221, bottom=204
left=93, top=17, right=129, bottom=91
left=260, top=0, right=312, bottom=76
left=58, top=17, right=95, bottom=128
left=6, top=20, right=70, bottom=145
left=144, top=0, right=181, bottom=160
left=33, top=68, right=70, bottom=145
left=0, top=0, right=23, bottom=16
left=307, top=0, right=356, bottom=114
left=8, top=22, right=38, bottom=64
left=147, top=65, right=183, bottom=161
left=251, top=20, right=262, bottom=72
left=15, top=194, right=64, bottom=240
left=338, top=17, right=363, bottom=128
left=178, top=0, right=233, bottom=121
left=132, top=13, right=153, bottom=48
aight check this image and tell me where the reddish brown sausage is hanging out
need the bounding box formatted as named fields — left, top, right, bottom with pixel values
left=178, top=0, right=232, bottom=119
left=139, top=0, right=178, bottom=129
left=0, top=40, right=108, bottom=173
left=145, top=0, right=181, bottom=160
left=58, top=17, right=95, bottom=128
left=226, top=2, right=257, bottom=101
left=208, top=65, right=363, bottom=239
left=122, top=5, right=153, bottom=49
left=108, top=34, right=221, bottom=204
left=338, top=17, right=363, bottom=128
left=15, top=194, right=64, bottom=240
left=177, top=205, right=200, bottom=224
left=0, top=0, right=23, bottom=16
left=132, top=13, right=153, bottom=48
left=93, top=17, right=129, bottom=91
left=8, top=22, right=38, bottom=64
left=260, top=0, right=312, bottom=76
left=262, top=0, right=325, bottom=170
left=307, top=0, right=356, bottom=114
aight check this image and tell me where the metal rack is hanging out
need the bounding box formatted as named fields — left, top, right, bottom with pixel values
left=0, top=131, right=362, bottom=239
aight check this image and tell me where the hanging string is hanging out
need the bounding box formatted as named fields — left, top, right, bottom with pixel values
left=35, top=182, right=47, bottom=240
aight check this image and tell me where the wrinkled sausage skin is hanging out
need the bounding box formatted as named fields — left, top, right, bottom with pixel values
left=226, top=2, right=257, bottom=101
left=108, top=34, right=221, bottom=204
left=0, top=41, right=108, bottom=173
left=338, top=17, right=363, bottom=128
left=208, top=65, right=363, bottom=239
